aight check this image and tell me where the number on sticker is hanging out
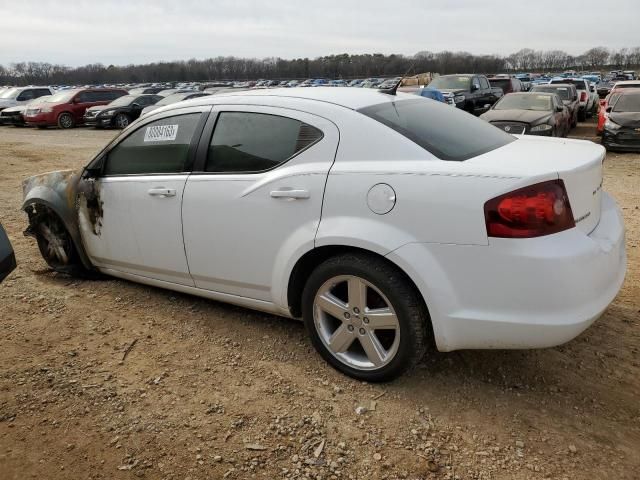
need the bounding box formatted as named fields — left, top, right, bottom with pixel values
left=144, top=124, right=179, bottom=142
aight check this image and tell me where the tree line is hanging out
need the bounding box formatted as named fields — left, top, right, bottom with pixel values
left=1, top=47, right=639, bottom=86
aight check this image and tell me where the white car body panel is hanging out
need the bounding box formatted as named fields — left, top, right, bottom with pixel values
left=181, top=105, right=340, bottom=303
left=63, top=88, right=624, bottom=352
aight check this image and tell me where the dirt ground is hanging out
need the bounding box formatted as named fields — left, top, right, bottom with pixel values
left=0, top=121, right=638, bottom=480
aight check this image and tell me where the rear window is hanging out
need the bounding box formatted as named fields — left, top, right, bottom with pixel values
left=489, top=79, right=511, bottom=91
left=532, top=86, right=570, bottom=100
left=552, top=79, right=586, bottom=90
left=612, top=94, right=640, bottom=112
left=358, top=98, right=515, bottom=161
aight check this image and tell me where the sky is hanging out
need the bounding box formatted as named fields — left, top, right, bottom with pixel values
left=1, top=0, right=639, bottom=67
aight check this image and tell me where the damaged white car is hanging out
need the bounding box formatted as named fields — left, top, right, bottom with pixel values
left=22, top=88, right=626, bottom=381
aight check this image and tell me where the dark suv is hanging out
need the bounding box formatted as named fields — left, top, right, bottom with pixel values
left=24, top=88, right=128, bottom=128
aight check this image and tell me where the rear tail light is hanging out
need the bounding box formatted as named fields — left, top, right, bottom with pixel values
left=484, top=180, right=575, bottom=238
left=580, top=91, right=588, bottom=102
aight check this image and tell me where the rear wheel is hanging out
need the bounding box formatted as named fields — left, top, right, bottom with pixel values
left=578, top=108, right=587, bottom=122
left=302, top=253, right=429, bottom=382
left=57, top=112, right=75, bottom=129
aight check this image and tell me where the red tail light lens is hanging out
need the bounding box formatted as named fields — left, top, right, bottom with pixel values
left=580, top=91, right=588, bottom=102
left=484, top=180, right=575, bottom=238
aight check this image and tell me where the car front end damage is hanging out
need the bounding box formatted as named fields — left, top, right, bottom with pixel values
left=22, top=170, right=103, bottom=274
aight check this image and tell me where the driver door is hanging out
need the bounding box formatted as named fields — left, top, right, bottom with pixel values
left=78, top=106, right=210, bottom=285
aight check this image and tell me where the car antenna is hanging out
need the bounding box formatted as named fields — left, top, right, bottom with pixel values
left=379, top=63, right=416, bottom=96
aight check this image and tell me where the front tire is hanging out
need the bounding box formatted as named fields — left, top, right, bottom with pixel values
left=57, top=112, right=75, bottom=129
left=114, top=113, right=130, bottom=129
left=302, top=253, right=429, bottom=382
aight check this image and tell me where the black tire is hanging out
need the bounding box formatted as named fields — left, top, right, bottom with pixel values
left=33, top=209, right=87, bottom=276
left=302, top=253, right=429, bottom=382
left=57, top=112, right=75, bottom=129
left=578, top=109, right=587, bottom=122
left=114, top=113, right=130, bottom=129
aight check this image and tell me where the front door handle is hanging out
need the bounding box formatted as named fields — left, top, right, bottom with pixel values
left=147, top=188, right=176, bottom=197
left=270, top=189, right=310, bottom=200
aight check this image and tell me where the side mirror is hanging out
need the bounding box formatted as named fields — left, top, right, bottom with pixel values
left=471, top=84, right=479, bottom=92
left=573, top=95, right=578, bottom=101
left=132, top=103, right=140, bottom=108
left=606, top=106, right=612, bottom=113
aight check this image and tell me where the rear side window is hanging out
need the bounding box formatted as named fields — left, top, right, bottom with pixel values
left=104, top=113, right=201, bottom=175
left=358, top=98, right=515, bottom=161
left=205, top=112, right=323, bottom=173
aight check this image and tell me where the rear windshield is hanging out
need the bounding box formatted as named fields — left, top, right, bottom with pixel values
left=428, top=76, right=471, bottom=90
left=551, top=79, right=586, bottom=90
left=489, top=79, right=511, bottom=89
left=358, top=98, right=515, bottom=161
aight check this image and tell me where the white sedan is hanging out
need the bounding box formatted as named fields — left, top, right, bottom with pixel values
left=22, top=88, right=626, bottom=381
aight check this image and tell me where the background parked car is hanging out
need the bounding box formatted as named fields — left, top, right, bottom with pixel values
left=128, top=87, right=165, bottom=95
left=480, top=92, right=570, bottom=137
left=488, top=76, right=523, bottom=95
left=550, top=78, right=595, bottom=121
left=0, top=95, right=51, bottom=127
left=0, top=86, right=52, bottom=112
left=601, top=90, right=640, bottom=151
left=428, top=74, right=503, bottom=115
left=530, top=83, right=579, bottom=128
left=0, top=223, right=16, bottom=284
left=24, top=88, right=128, bottom=129
left=84, top=94, right=162, bottom=128
left=140, top=92, right=212, bottom=115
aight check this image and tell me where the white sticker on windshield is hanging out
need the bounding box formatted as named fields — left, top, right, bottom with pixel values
left=144, top=124, right=178, bottom=142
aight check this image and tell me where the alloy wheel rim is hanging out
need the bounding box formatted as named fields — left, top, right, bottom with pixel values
left=60, top=115, right=72, bottom=128
left=313, top=275, right=400, bottom=371
left=116, top=114, right=128, bottom=128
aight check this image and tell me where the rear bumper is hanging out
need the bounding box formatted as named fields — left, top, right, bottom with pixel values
left=387, top=192, right=626, bottom=351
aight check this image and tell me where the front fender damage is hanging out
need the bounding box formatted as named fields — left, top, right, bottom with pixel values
left=22, top=169, right=104, bottom=271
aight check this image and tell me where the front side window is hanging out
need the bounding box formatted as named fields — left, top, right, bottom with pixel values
left=17, top=90, right=35, bottom=101
left=205, top=112, right=323, bottom=173
left=104, top=113, right=201, bottom=175
left=358, top=98, right=515, bottom=161
left=479, top=77, right=489, bottom=90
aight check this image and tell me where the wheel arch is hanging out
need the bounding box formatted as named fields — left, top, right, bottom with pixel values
left=286, top=244, right=431, bottom=325
left=22, top=182, right=94, bottom=271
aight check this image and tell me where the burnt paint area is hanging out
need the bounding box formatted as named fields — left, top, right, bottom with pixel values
left=77, top=179, right=103, bottom=236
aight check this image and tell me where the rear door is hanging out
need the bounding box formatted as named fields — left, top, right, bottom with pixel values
left=79, top=106, right=209, bottom=285
left=181, top=105, right=339, bottom=301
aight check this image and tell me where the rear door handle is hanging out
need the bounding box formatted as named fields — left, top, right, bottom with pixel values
left=270, top=189, right=310, bottom=200
left=147, top=188, right=176, bottom=197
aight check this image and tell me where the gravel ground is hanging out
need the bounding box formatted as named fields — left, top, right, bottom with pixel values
left=0, top=121, right=638, bottom=480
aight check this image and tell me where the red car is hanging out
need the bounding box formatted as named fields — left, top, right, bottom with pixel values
left=24, top=88, right=128, bottom=129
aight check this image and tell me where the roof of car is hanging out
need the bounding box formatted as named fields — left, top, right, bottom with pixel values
left=188, top=87, right=416, bottom=110
left=613, top=80, right=640, bottom=86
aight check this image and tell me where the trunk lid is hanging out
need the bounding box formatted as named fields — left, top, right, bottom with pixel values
left=465, top=136, right=604, bottom=234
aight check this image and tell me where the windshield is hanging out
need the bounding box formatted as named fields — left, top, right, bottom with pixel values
left=612, top=94, right=640, bottom=112
left=45, top=91, right=76, bottom=103
left=428, top=76, right=471, bottom=90
left=107, top=95, right=136, bottom=107
left=494, top=94, right=552, bottom=111
left=533, top=86, right=570, bottom=100
left=0, top=88, right=18, bottom=99
left=358, top=98, right=515, bottom=161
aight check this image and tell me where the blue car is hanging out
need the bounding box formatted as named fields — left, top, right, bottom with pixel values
left=415, top=87, right=446, bottom=103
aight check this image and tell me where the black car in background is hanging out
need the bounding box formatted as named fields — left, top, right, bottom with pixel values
left=602, top=90, right=640, bottom=152
left=83, top=94, right=162, bottom=128
left=139, top=92, right=211, bottom=116
left=0, top=223, right=16, bottom=283
left=530, top=83, right=579, bottom=128
left=480, top=92, right=570, bottom=137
